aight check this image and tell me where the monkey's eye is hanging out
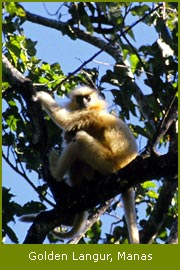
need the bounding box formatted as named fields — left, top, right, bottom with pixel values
left=85, top=95, right=91, bottom=102
left=76, top=95, right=91, bottom=108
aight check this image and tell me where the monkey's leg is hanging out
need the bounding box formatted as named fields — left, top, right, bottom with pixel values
left=75, top=131, right=116, bottom=174
left=49, top=144, right=78, bottom=182
left=122, top=188, right=139, bottom=244
left=49, top=149, right=61, bottom=180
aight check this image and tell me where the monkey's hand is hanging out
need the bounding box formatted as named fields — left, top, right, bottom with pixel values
left=32, top=91, right=60, bottom=111
left=32, top=91, right=48, bottom=102
left=32, top=91, right=70, bottom=129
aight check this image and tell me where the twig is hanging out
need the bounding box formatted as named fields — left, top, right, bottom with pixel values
left=148, top=92, right=178, bottom=153
left=53, top=3, right=163, bottom=90
left=2, top=151, right=55, bottom=207
left=140, top=177, right=177, bottom=243
left=68, top=201, right=112, bottom=244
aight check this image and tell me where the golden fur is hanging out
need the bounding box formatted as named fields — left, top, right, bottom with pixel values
left=35, top=87, right=139, bottom=243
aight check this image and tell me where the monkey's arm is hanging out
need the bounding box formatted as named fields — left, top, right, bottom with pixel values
left=34, top=91, right=98, bottom=130
left=34, top=91, right=70, bottom=128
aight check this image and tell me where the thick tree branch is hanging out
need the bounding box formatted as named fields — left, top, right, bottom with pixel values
left=2, top=55, right=48, bottom=157
left=2, top=54, right=57, bottom=198
left=51, top=151, right=178, bottom=214
left=2, top=54, right=29, bottom=85
left=24, top=4, right=162, bottom=62
left=22, top=151, right=177, bottom=244
left=24, top=10, right=121, bottom=61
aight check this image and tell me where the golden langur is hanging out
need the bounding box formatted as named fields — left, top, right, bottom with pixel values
left=34, top=86, right=139, bottom=243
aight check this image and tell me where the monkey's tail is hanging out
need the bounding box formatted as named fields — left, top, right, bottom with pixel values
left=20, top=211, right=89, bottom=241
left=122, top=188, right=139, bottom=244
left=51, top=211, right=89, bottom=240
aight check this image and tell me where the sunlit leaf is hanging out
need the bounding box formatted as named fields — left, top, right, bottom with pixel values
left=131, top=4, right=150, bottom=16
left=142, top=181, right=157, bottom=189
left=147, top=190, right=158, bottom=199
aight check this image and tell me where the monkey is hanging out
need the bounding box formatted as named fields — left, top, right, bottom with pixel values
left=33, top=86, right=139, bottom=243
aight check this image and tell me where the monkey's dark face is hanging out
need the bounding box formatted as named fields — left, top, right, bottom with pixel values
left=67, top=87, right=106, bottom=111
left=75, top=94, right=91, bottom=109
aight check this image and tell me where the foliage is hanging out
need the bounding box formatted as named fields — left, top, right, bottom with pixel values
left=2, top=2, right=178, bottom=244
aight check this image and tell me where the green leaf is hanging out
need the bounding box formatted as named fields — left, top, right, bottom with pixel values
left=25, top=38, right=37, bottom=56
left=5, top=2, right=26, bottom=17
left=131, top=4, right=150, bottom=16
left=20, top=201, right=47, bottom=215
left=5, top=2, right=17, bottom=15
left=38, top=77, right=50, bottom=84
left=2, top=187, right=22, bottom=234
left=2, top=187, right=15, bottom=202
left=8, top=99, right=16, bottom=107
left=158, top=229, right=168, bottom=240
left=78, top=3, right=94, bottom=33
left=41, top=63, right=51, bottom=71
left=87, top=220, right=101, bottom=244
left=147, top=190, right=158, bottom=199
left=126, top=27, right=136, bottom=41
left=2, top=133, right=15, bottom=146
left=4, top=225, right=19, bottom=244
left=129, top=54, right=139, bottom=73
left=142, top=181, right=157, bottom=189
left=2, top=82, right=10, bottom=91
left=16, top=6, right=26, bottom=17
left=6, top=114, right=19, bottom=131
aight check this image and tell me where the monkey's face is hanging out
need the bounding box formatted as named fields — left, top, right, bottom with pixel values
left=74, top=91, right=105, bottom=110
left=67, top=87, right=107, bottom=111
left=75, top=94, right=92, bottom=109
left=68, top=92, right=98, bottom=110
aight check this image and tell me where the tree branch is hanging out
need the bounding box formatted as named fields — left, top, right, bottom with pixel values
left=24, top=3, right=162, bottom=62
left=52, top=152, right=178, bottom=213
left=166, top=217, right=178, bottom=244
left=151, top=93, right=178, bottom=151
left=68, top=201, right=112, bottom=244
left=23, top=7, right=160, bottom=125
left=2, top=54, right=58, bottom=199
left=24, top=10, right=121, bottom=60
left=23, top=151, right=177, bottom=244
